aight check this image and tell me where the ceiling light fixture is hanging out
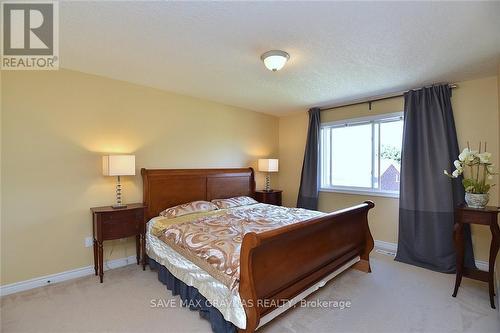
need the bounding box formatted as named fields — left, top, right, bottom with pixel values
left=260, top=50, right=290, bottom=72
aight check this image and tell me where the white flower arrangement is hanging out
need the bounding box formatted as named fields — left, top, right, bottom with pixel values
left=444, top=142, right=496, bottom=194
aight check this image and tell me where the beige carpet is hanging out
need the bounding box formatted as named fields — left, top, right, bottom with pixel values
left=1, top=253, right=499, bottom=333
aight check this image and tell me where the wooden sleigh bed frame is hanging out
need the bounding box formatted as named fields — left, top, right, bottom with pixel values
left=141, top=167, right=375, bottom=332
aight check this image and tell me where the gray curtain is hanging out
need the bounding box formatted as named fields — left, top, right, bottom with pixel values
left=395, top=84, right=475, bottom=272
left=297, top=108, right=321, bottom=210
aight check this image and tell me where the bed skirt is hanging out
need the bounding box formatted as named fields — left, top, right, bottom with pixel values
left=148, top=258, right=237, bottom=333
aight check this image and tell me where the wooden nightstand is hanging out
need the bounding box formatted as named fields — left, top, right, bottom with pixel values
left=255, top=190, right=282, bottom=206
left=90, top=203, right=146, bottom=283
left=452, top=205, right=499, bottom=308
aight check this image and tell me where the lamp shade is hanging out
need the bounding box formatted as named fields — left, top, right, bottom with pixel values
left=258, top=159, right=279, bottom=172
left=102, top=155, right=136, bottom=176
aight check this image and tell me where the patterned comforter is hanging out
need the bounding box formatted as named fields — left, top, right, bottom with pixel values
left=156, top=203, right=324, bottom=291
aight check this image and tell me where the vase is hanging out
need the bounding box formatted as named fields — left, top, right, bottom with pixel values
left=464, top=193, right=489, bottom=209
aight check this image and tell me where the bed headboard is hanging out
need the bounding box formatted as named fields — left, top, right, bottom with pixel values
left=141, top=168, right=255, bottom=220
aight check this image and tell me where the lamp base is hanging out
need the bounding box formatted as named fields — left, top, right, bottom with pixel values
left=264, top=174, right=271, bottom=192
left=112, top=176, right=127, bottom=209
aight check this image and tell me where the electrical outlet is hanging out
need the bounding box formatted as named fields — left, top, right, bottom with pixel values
left=84, top=236, right=93, bottom=248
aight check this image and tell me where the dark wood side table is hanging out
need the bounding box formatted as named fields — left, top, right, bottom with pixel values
left=91, top=203, right=146, bottom=283
left=255, top=190, right=282, bottom=206
left=452, top=205, right=500, bottom=308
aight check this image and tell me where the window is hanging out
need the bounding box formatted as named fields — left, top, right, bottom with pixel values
left=320, top=113, right=403, bottom=197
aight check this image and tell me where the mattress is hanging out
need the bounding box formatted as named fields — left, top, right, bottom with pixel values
left=146, top=217, right=247, bottom=329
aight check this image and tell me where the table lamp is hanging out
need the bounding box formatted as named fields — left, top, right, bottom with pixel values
left=102, top=155, right=136, bottom=208
left=258, top=158, right=279, bottom=192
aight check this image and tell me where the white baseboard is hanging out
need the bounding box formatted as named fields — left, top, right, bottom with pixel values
left=0, top=255, right=137, bottom=297
left=374, top=240, right=489, bottom=272
left=374, top=240, right=398, bottom=254
left=0, top=241, right=494, bottom=298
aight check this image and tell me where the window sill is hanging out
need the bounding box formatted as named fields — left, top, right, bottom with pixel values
left=319, top=187, right=399, bottom=199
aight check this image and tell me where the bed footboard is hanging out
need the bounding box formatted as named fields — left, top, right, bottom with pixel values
left=238, top=201, right=375, bottom=332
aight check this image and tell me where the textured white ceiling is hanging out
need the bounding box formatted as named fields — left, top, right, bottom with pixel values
left=60, top=1, right=500, bottom=115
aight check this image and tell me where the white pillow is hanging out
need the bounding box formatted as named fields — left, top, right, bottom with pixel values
left=159, top=200, right=218, bottom=218
left=211, top=196, right=258, bottom=209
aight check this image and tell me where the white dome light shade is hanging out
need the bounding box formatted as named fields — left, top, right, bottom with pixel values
left=260, top=50, right=290, bottom=72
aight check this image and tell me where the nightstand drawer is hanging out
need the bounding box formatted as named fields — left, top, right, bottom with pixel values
left=100, top=209, right=142, bottom=222
left=255, top=190, right=282, bottom=206
left=99, top=209, right=143, bottom=240
left=102, top=218, right=138, bottom=240
left=460, top=210, right=492, bottom=225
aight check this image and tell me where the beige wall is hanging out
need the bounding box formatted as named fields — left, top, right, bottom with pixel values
left=1, top=70, right=498, bottom=286
left=279, top=76, right=499, bottom=262
left=0, top=69, right=279, bottom=285
left=497, top=63, right=500, bottom=291
left=0, top=69, right=2, bottom=283
left=453, top=76, right=499, bottom=259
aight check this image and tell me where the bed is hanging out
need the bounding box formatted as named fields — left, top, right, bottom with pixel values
left=141, top=167, right=375, bottom=332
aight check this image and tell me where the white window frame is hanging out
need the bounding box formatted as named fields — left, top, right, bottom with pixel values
left=319, top=112, right=403, bottom=199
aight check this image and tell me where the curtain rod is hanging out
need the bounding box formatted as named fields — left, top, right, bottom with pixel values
left=319, top=83, right=458, bottom=112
